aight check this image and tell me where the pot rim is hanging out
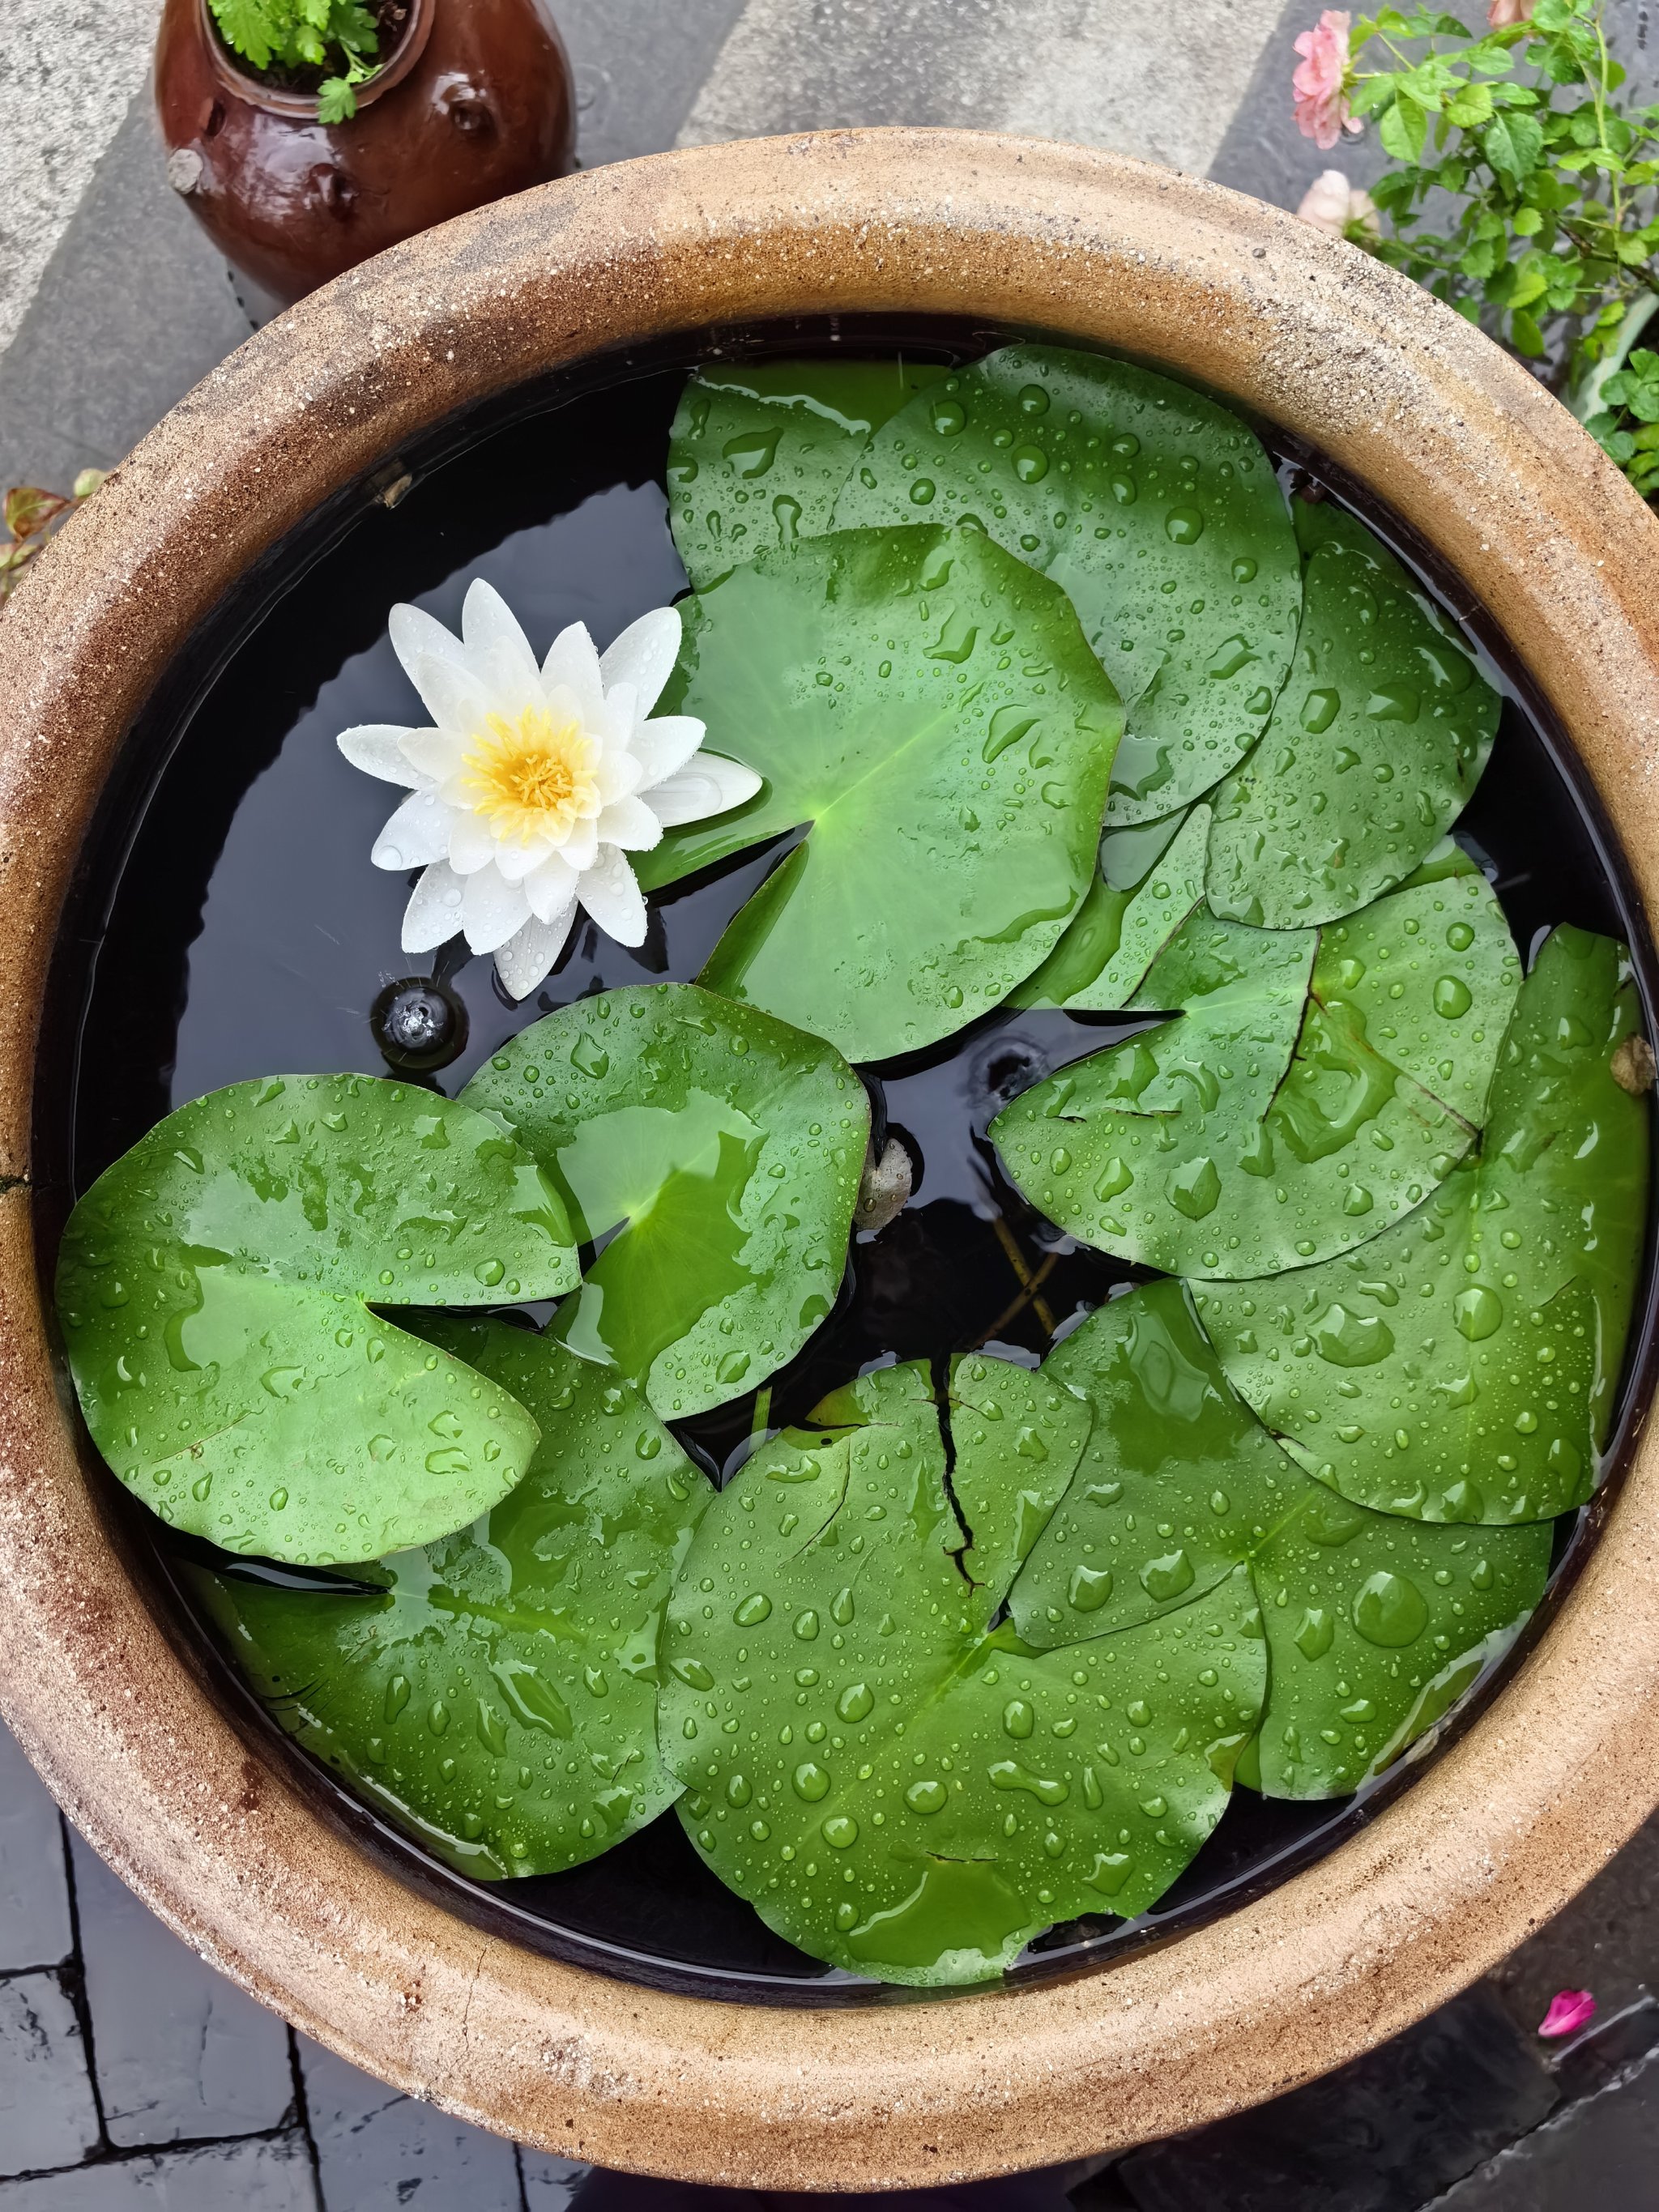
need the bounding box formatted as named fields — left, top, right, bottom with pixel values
left=195, top=0, right=436, bottom=118
left=2, top=129, right=1659, bottom=2189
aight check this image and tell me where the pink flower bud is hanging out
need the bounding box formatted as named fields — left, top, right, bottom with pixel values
left=1488, top=0, right=1535, bottom=25
left=1537, top=1989, right=1597, bottom=2039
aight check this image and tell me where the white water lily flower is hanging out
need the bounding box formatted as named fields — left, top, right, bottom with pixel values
left=337, top=581, right=761, bottom=999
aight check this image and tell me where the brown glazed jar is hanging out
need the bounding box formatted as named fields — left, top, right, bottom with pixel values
left=155, top=0, right=576, bottom=307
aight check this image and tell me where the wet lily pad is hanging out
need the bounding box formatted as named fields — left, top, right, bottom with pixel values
left=659, top=1354, right=1265, bottom=1985
left=993, top=863, right=1517, bottom=1279
left=461, top=985, right=867, bottom=1419
left=194, top=1320, right=710, bottom=1877
left=1205, top=501, right=1499, bottom=928
left=1009, top=1281, right=1550, bottom=1797
left=54, top=1076, right=578, bottom=1563
left=830, top=345, right=1302, bottom=823
left=1194, top=926, right=1649, bottom=1522
left=637, top=525, right=1124, bottom=1062
left=667, top=360, right=949, bottom=588
left=1013, top=805, right=1207, bottom=1014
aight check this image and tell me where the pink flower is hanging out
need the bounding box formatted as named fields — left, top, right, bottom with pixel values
left=1537, top=1989, right=1597, bottom=2039
left=1488, top=0, right=1534, bottom=24
left=1296, top=169, right=1381, bottom=240
left=1294, top=12, right=1361, bottom=151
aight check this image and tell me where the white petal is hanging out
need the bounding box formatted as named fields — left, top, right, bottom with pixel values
left=448, top=810, right=498, bottom=875
left=595, top=749, right=646, bottom=805
left=526, top=852, right=580, bottom=923
left=400, top=727, right=470, bottom=783
left=402, top=862, right=467, bottom=953
left=630, top=714, right=706, bottom=790
left=495, top=836, right=554, bottom=882
left=599, top=607, right=683, bottom=718
left=562, top=816, right=599, bottom=873
left=372, top=790, right=456, bottom=870
left=579, top=846, right=647, bottom=948
left=646, top=753, right=763, bottom=827
left=541, top=622, right=605, bottom=725
left=337, top=724, right=427, bottom=787
left=461, top=578, right=541, bottom=693
left=462, top=863, right=531, bottom=954
left=597, top=795, right=663, bottom=852
left=389, top=603, right=468, bottom=688
left=410, top=651, right=493, bottom=739
left=474, top=639, right=546, bottom=727
left=593, top=680, right=638, bottom=748
left=494, top=904, right=577, bottom=1001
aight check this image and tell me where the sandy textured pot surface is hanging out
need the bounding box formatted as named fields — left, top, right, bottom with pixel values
left=156, top=0, right=576, bottom=305
left=2, top=131, right=1658, bottom=2189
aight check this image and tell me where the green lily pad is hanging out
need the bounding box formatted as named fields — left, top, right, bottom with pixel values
left=460, top=985, right=867, bottom=1419
left=992, top=864, right=1518, bottom=1279
left=1194, top=926, right=1649, bottom=1522
left=830, top=345, right=1302, bottom=824
left=1014, top=805, right=1207, bottom=1014
left=1008, top=1281, right=1550, bottom=1797
left=667, top=360, right=949, bottom=589
left=637, top=525, right=1124, bottom=1063
left=194, top=1320, right=710, bottom=1877
left=659, top=1354, right=1265, bottom=1985
left=1205, top=501, right=1499, bottom=929
left=54, top=1076, right=578, bottom=1563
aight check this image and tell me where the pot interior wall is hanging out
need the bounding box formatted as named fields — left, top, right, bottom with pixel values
left=35, top=316, right=1659, bottom=2007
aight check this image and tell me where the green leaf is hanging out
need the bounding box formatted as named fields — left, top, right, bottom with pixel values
left=460, top=985, right=866, bottom=1418
left=991, top=860, right=1518, bottom=1280
left=1483, top=110, right=1546, bottom=178
left=1380, top=93, right=1431, bottom=164
left=1007, top=1281, right=1551, bottom=1799
left=1011, top=806, right=1200, bottom=1012
left=209, top=0, right=275, bottom=68
left=1205, top=501, right=1499, bottom=929
left=55, top=1076, right=579, bottom=1562
left=316, top=76, right=356, bottom=122
left=667, top=360, right=949, bottom=589
left=1444, top=83, right=1495, bottom=128
left=194, top=1322, right=711, bottom=1877
left=660, top=1356, right=1265, bottom=1984
left=640, top=525, right=1124, bottom=1063
left=1510, top=307, right=1548, bottom=356
left=828, top=346, right=1303, bottom=825
left=1193, top=927, right=1650, bottom=1523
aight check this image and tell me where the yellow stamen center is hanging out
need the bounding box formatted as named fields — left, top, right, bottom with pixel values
left=458, top=706, right=599, bottom=846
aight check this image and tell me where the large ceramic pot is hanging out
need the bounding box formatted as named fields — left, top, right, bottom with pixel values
left=2, top=133, right=1658, bottom=2189
left=155, top=0, right=575, bottom=305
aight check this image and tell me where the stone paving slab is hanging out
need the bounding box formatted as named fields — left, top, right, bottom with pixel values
left=0, top=1975, right=101, bottom=2182
left=67, top=1837, right=293, bottom=2150
left=297, top=2037, right=526, bottom=2210
left=1427, top=2035, right=1659, bottom=2209
left=0, top=1730, right=71, bottom=1977
left=0, top=2133, right=318, bottom=2210
left=519, top=2149, right=591, bottom=2207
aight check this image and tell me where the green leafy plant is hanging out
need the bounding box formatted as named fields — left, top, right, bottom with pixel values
left=1295, top=2, right=1659, bottom=492
left=209, top=0, right=383, bottom=121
